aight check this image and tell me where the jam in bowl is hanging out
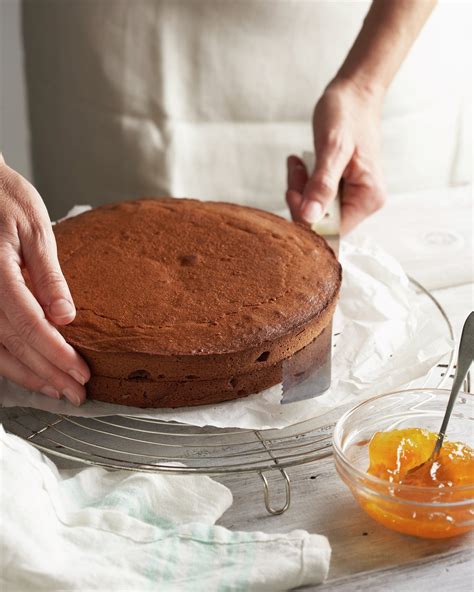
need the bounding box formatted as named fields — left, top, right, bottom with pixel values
left=332, top=389, right=474, bottom=539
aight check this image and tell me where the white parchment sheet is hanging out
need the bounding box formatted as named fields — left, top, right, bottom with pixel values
left=0, top=207, right=452, bottom=429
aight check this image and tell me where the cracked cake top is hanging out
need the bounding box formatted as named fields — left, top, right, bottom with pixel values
left=53, top=198, right=341, bottom=356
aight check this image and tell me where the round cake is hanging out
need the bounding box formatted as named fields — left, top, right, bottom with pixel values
left=53, top=198, right=341, bottom=407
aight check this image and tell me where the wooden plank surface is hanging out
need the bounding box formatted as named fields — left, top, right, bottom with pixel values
left=215, top=410, right=473, bottom=587
left=215, top=280, right=474, bottom=589
left=309, top=548, right=473, bottom=591
left=351, top=184, right=473, bottom=292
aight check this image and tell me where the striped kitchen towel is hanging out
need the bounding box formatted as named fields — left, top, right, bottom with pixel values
left=0, top=426, right=330, bottom=591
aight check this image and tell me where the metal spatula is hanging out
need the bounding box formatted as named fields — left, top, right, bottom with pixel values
left=406, top=312, right=474, bottom=476
left=280, top=152, right=341, bottom=404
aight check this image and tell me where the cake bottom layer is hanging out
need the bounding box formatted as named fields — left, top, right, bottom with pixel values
left=87, top=327, right=332, bottom=408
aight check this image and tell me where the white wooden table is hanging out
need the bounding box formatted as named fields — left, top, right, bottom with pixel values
left=45, top=184, right=473, bottom=590
left=214, top=184, right=474, bottom=590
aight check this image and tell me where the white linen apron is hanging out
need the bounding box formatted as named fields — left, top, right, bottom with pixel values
left=22, top=0, right=471, bottom=220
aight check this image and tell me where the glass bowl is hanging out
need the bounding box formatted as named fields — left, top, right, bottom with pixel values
left=332, top=388, right=474, bottom=539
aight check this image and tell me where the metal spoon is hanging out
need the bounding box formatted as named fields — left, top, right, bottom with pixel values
left=408, top=311, right=474, bottom=475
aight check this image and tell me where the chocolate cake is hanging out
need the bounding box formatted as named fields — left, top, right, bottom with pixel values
left=53, top=198, right=341, bottom=407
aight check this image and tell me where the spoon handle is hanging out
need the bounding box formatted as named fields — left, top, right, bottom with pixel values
left=432, top=311, right=474, bottom=458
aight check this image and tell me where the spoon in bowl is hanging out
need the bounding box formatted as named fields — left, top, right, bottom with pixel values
left=407, top=311, right=474, bottom=476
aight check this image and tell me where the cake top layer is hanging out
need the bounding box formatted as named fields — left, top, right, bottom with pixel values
left=54, top=198, right=341, bottom=355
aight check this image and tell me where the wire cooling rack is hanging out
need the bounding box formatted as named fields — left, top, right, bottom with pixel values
left=0, top=278, right=462, bottom=515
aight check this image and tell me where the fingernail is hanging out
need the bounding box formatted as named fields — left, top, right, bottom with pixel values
left=301, top=200, right=323, bottom=223
left=69, top=369, right=87, bottom=385
left=50, top=298, right=75, bottom=320
left=62, top=388, right=82, bottom=407
left=40, top=386, right=61, bottom=399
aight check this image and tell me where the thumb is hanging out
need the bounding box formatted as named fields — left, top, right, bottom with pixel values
left=300, top=140, right=350, bottom=225
left=21, top=223, right=76, bottom=325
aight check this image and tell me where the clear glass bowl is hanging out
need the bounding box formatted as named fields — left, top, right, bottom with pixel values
left=333, top=388, right=474, bottom=539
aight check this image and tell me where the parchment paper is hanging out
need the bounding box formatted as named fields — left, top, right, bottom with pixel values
left=0, top=207, right=452, bottom=429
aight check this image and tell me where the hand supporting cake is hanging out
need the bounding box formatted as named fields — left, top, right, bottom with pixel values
left=52, top=198, right=341, bottom=407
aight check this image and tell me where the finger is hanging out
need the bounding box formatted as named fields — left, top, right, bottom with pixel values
left=287, top=155, right=308, bottom=194
left=286, top=156, right=308, bottom=222
left=0, top=345, right=61, bottom=399
left=300, top=136, right=351, bottom=224
left=339, top=156, right=386, bottom=235
left=341, top=183, right=386, bottom=235
left=286, top=190, right=303, bottom=222
left=21, top=227, right=76, bottom=325
left=15, top=193, right=76, bottom=326
left=0, top=315, right=86, bottom=405
left=0, top=260, right=90, bottom=384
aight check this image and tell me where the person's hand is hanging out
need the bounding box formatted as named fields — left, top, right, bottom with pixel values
left=286, top=79, right=386, bottom=234
left=0, top=155, right=89, bottom=405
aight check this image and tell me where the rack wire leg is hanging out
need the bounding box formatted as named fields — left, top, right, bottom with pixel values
left=258, top=469, right=291, bottom=515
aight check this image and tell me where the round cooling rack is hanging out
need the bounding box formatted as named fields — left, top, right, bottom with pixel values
left=0, top=277, right=462, bottom=515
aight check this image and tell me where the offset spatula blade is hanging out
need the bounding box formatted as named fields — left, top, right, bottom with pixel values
left=280, top=152, right=340, bottom=404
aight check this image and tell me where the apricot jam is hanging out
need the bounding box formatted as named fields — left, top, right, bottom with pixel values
left=359, top=428, right=474, bottom=538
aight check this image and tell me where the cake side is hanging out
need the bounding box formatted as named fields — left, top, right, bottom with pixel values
left=87, top=325, right=334, bottom=408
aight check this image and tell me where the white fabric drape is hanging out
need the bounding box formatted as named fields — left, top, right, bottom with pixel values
left=22, top=0, right=471, bottom=220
